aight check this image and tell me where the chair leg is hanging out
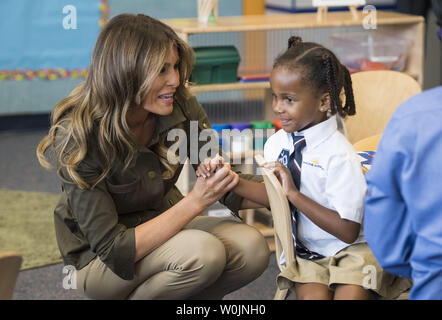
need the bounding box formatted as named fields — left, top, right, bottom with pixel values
left=274, top=288, right=288, bottom=300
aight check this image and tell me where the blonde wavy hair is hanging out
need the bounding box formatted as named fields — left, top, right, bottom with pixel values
left=36, top=14, right=194, bottom=189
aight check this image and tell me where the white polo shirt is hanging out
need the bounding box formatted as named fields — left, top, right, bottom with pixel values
left=264, top=116, right=366, bottom=257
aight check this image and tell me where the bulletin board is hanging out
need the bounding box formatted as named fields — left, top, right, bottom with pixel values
left=0, top=0, right=109, bottom=81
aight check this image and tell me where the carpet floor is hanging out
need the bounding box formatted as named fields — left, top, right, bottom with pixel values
left=0, top=189, right=62, bottom=270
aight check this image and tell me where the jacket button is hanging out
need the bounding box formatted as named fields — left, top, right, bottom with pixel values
left=202, top=122, right=208, bottom=129
left=148, top=171, right=156, bottom=179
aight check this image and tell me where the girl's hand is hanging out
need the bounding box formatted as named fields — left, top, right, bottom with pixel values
left=195, top=154, right=224, bottom=179
left=261, top=161, right=297, bottom=196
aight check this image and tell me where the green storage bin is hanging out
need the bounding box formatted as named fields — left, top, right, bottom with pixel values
left=250, top=120, right=275, bottom=150
left=190, top=46, right=240, bottom=84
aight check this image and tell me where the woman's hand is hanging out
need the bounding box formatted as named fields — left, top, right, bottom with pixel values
left=262, top=161, right=297, bottom=196
left=190, top=162, right=239, bottom=210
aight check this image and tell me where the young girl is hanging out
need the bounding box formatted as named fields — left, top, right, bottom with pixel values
left=197, top=36, right=411, bottom=300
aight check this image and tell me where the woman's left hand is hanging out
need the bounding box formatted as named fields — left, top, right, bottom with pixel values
left=196, top=154, right=224, bottom=179
left=261, top=161, right=297, bottom=196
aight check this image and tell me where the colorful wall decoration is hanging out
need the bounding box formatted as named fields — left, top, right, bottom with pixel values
left=0, top=0, right=109, bottom=81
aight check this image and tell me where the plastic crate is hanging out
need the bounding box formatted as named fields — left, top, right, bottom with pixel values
left=331, top=32, right=411, bottom=73
left=190, top=46, right=241, bottom=84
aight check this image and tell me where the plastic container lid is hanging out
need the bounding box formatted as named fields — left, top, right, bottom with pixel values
left=271, top=120, right=282, bottom=131
left=330, top=32, right=411, bottom=72
left=230, top=122, right=252, bottom=130
left=193, top=46, right=241, bottom=66
left=212, top=123, right=231, bottom=131
left=250, top=120, right=274, bottom=129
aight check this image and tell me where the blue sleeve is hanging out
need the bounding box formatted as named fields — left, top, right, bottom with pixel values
left=364, top=87, right=442, bottom=299
left=364, top=118, right=414, bottom=279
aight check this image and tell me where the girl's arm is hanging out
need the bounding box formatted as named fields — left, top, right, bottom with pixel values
left=265, top=162, right=360, bottom=244
left=287, top=189, right=360, bottom=244
left=233, top=178, right=269, bottom=209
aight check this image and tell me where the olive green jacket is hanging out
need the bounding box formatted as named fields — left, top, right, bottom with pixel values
left=54, top=95, right=261, bottom=280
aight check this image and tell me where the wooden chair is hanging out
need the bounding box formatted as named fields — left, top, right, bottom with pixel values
left=255, top=154, right=294, bottom=300
left=352, top=136, right=411, bottom=300
left=353, top=134, right=382, bottom=175
left=353, top=134, right=382, bottom=152
left=0, top=251, right=22, bottom=300
left=345, top=70, right=421, bottom=144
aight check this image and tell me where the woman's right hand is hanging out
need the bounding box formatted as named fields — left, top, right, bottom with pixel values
left=190, top=163, right=239, bottom=210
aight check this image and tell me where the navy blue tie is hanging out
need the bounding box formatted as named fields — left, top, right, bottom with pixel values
left=288, top=133, right=324, bottom=260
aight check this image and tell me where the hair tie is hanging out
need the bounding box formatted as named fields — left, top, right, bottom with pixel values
left=288, top=36, right=303, bottom=49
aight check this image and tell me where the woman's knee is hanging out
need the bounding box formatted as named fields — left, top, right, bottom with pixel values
left=243, top=226, right=271, bottom=274
left=225, top=223, right=270, bottom=276
left=176, top=229, right=227, bottom=284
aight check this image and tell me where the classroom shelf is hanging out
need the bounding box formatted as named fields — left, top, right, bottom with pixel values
left=188, top=81, right=270, bottom=94
left=164, top=11, right=424, bottom=86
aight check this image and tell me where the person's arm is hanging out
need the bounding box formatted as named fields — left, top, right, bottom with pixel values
left=134, top=165, right=238, bottom=261
left=184, top=95, right=264, bottom=214
left=366, top=88, right=442, bottom=299
left=264, top=161, right=361, bottom=244
left=364, top=119, right=414, bottom=279
left=61, top=157, right=237, bottom=280
left=233, top=178, right=269, bottom=209
left=59, top=164, right=137, bottom=280
left=287, top=189, right=360, bottom=244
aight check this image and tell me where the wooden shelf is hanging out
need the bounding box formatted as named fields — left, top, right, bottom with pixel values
left=163, top=11, right=423, bottom=35
left=166, top=10, right=424, bottom=85
left=189, top=81, right=270, bottom=94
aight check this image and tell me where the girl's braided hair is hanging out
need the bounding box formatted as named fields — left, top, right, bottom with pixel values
left=274, top=36, right=356, bottom=118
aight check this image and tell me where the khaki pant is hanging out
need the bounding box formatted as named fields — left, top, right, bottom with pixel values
left=76, top=216, right=270, bottom=300
left=277, top=243, right=412, bottom=299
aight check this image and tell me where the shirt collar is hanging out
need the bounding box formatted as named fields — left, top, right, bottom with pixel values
left=287, top=115, right=338, bottom=150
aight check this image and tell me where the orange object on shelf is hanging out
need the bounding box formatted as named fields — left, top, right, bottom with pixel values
left=271, top=120, right=282, bottom=131
left=359, top=59, right=388, bottom=71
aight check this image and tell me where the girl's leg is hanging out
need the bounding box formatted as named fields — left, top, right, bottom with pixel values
left=294, top=282, right=334, bottom=300
left=333, top=284, right=375, bottom=300
left=185, top=216, right=270, bottom=299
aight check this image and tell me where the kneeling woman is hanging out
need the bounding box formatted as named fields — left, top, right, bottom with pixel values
left=36, top=14, right=269, bottom=300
